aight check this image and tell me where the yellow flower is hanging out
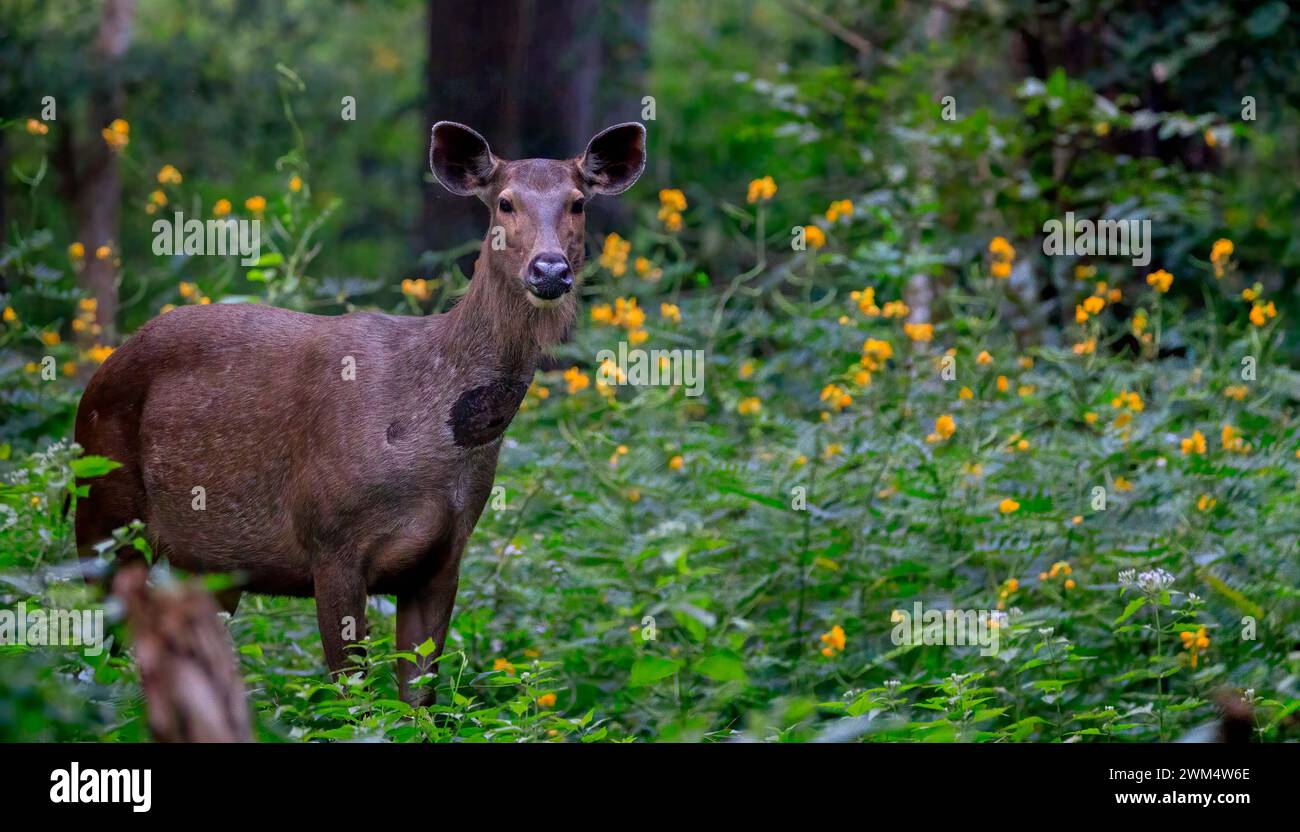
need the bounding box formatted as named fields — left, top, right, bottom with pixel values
left=926, top=414, right=956, bottom=443
left=536, top=693, right=557, bottom=709
left=818, top=624, right=846, bottom=656
left=1180, top=626, right=1210, bottom=668
left=659, top=188, right=687, bottom=213
left=1072, top=337, right=1096, bottom=355
left=861, top=338, right=894, bottom=370
left=820, top=383, right=852, bottom=412
left=1111, top=390, right=1144, bottom=411
left=1241, top=287, right=1258, bottom=302
left=1146, top=269, right=1173, bottom=293
left=1223, top=385, right=1248, bottom=401
left=903, top=322, right=933, bottom=342
left=803, top=225, right=826, bottom=249
left=998, top=498, right=1020, bottom=515
left=1114, top=476, right=1133, bottom=492
left=739, top=360, right=755, bottom=380
left=563, top=366, right=590, bottom=394
left=1071, top=515, right=1083, bottom=525
left=61, top=361, right=76, bottom=377
left=989, top=236, right=1015, bottom=278
left=958, top=386, right=973, bottom=400
left=213, top=199, right=232, bottom=217
left=1084, top=411, right=1098, bottom=425
left=1094, top=121, right=1111, bottom=136
left=1249, top=300, right=1277, bottom=327
left=1083, top=295, right=1105, bottom=315
left=988, top=236, right=1015, bottom=260
left=658, top=188, right=687, bottom=231
left=1075, top=264, right=1097, bottom=280
left=101, top=118, right=129, bottom=151
left=1197, top=494, right=1216, bottom=512
left=289, top=175, right=303, bottom=193
left=851, top=287, right=881, bottom=317
left=149, top=189, right=168, bottom=207
left=976, top=351, right=993, bottom=366
left=635, top=256, right=662, bottom=281
left=669, top=455, right=684, bottom=471
left=1210, top=238, right=1233, bottom=278
left=178, top=281, right=197, bottom=300
left=628, top=328, right=648, bottom=345
left=825, top=199, right=853, bottom=222
left=25, top=118, right=49, bottom=136
left=794, top=454, right=807, bottom=467
left=996, top=375, right=1009, bottom=393
left=1221, top=424, right=1248, bottom=454
left=881, top=300, right=909, bottom=319
left=660, top=302, right=681, bottom=324
left=492, top=657, right=516, bottom=675
left=737, top=396, right=762, bottom=416
left=95, top=245, right=112, bottom=260
left=625, top=488, right=641, bottom=503
left=156, top=164, right=183, bottom=185
left=1180, top=430, right=1207, bottom=455
left=1131, top=308, right=1148, bottom=336
left=746, top=175, right=777, bottom=204
left=68, top=242, right=85, bottom=260
left=87, top=344, right=114, bottom=364
left=599, top=233, right=631, bottom=275
left=822, top=443, right=842, bottom=460
left=245, top=195, right=266, bottom=215
left=401, top=277, right=435, bottom=302
left=40, top=330, right=60, bottom=346
left=2, top=307, right=16, bottom=324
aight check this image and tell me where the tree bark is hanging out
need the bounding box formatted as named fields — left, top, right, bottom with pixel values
left=68, top=0, right=135, bottom=340
left=420, top=0, right=647, bottom=254
left=114, top=564, right=254, bottom=743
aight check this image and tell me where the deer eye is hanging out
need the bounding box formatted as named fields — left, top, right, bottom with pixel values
left=498, top=197, right=513, bottom=214
left=570, top=198, right=585, bottom=215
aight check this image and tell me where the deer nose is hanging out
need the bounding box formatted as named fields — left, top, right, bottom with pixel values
left=526, top=253, right=573, bottom=300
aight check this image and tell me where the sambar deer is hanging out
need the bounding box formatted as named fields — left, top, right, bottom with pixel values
left=74, top=121, right=646, bottom=704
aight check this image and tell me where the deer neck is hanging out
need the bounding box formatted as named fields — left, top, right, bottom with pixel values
left=443, top=238, right=576, bottom=381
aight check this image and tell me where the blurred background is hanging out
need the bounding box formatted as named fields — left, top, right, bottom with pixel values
left=3, top=0, right=1297, bottom=351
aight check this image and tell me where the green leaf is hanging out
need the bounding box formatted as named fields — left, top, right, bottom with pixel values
left=70, top=456, right=122, bottom=478
left=414, top=637, right=437, bottom=658
left=629, top=655, right=681, bottom=686
left=1112, top=596, right=1146, bottom=626
left=694, top=650, right=748, bottom=683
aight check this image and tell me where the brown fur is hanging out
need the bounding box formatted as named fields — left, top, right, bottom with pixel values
left=74, top=121, right=645, bottom=704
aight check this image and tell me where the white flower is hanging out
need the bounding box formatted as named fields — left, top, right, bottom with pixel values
left=1136, top=568, right=1175, bottom=594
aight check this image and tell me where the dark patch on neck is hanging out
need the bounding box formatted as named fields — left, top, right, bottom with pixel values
left=448, top=377, right=530, bottom=448
left=385, top=419, right=407, bottom=444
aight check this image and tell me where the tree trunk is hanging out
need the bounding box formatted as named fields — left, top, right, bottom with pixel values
left=114, top=564, right=254, bottom=743
left=420, top=0, right=647, bottom=254
left=69, top=0, right=135, bottom=340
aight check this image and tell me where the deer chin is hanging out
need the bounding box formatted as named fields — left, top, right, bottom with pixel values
left=524, top=291, right=567, bottom=310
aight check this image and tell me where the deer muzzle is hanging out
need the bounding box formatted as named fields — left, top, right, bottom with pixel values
left=525, top=252, right=574, bottom=301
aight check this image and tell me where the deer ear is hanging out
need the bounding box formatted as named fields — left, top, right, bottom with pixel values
left=430, top=122, right=498, bottom=196
left=579, top=122, right=646, bottom=195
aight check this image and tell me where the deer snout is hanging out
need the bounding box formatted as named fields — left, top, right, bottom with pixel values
left=525, top=253, right=574, bottom=301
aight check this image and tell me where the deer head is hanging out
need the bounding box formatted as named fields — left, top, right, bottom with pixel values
left=429, top=121, right=646, bottom=314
